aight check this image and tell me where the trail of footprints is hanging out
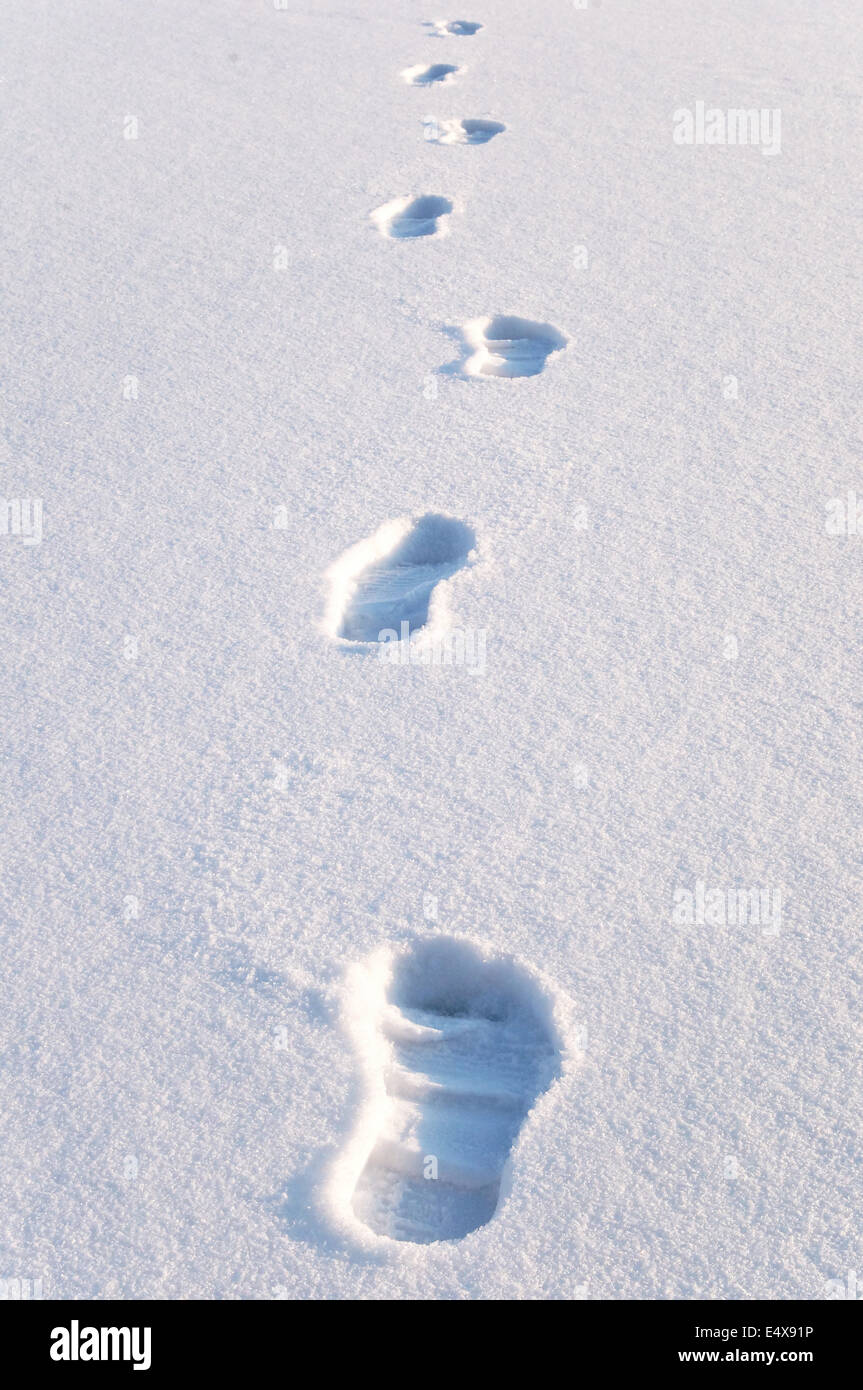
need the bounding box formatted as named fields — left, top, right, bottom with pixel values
left=381, top=19, right=567, bottom=379
left=327, top=23, right=572, bottom=1245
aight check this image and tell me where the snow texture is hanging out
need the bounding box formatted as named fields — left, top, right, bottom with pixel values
left=0, top=0, right=860, bottom=1300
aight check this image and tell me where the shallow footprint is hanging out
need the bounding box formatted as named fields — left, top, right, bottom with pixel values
left=458, top=117, right=505, bottom=144
left=402, top=62, right=462, bottom=86
left=429, top=117, right=506, bottom=145
left=371, top=195, right=453, bottom=239
left=462, top=315, right=568, bottom=378
left=426, top=18, right=484, bottom=36
left=324, top=513, right=475, bottom=644
left=349, top=938, right=563, bottom=1244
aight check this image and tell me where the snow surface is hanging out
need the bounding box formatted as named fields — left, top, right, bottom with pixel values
left=1, top=0, right=861, bottom=1299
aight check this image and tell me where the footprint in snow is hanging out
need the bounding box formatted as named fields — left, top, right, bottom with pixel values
left=371, top=194, right=453, bottom=239
left=459, top=315, right=569, bottom=378
left=426, top=19, right=484, bottom=36
left=324, top=513, right=476, bottom=646
left=345, top=938, right=563, bottom=1244
left=424, top=116, right=505, bottom=145
left=402, top=62, right=462, bottom=86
